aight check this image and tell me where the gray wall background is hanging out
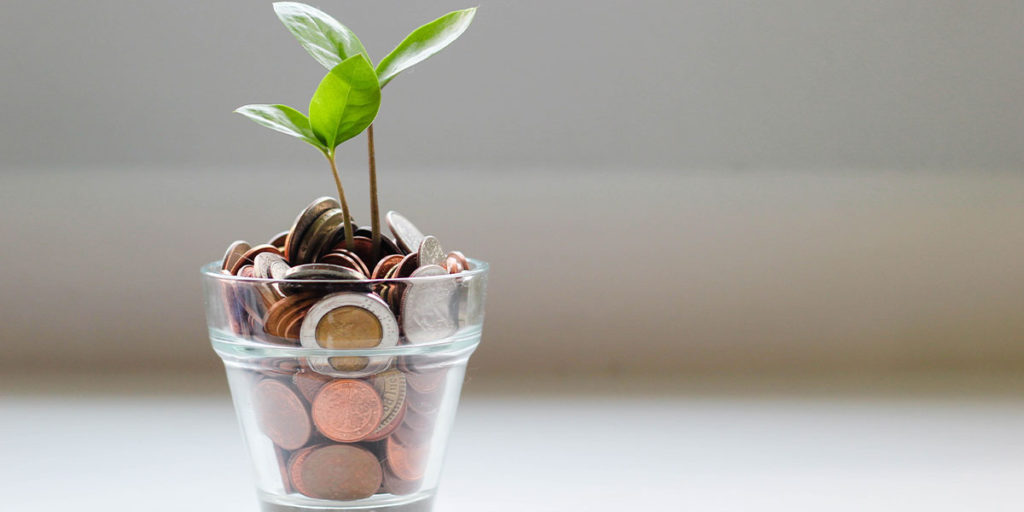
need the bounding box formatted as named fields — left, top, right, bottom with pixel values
left=2, top=1, right=1022, bottom=377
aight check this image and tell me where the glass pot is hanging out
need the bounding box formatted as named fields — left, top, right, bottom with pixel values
left=201, top=260, right=488, bottom=511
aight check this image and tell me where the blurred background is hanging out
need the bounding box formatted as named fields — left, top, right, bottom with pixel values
left=2, top=1, right=1023, bottom=510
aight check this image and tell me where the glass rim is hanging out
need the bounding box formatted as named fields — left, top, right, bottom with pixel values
left=200, top=257, right=488, bottom=284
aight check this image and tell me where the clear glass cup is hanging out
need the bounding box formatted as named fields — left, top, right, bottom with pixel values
left=201, top=260, right=488, bottom=512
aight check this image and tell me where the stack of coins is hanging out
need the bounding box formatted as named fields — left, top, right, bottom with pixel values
left=217, top=198, right=471, bottom=500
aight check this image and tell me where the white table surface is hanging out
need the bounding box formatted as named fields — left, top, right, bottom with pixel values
left=3, top=374, right=1023, bottom=511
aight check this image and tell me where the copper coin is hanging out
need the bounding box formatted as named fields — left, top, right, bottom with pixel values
left=371, top=254, right=404, bottom=280
left=275, top=445, right=294, bottom=493
left=320, top=250, right=369, bottom=278
left=222, top=240, right=251, bottom=272
left=447, top=250, right=470, bottom=271
left=382, top=466, right=421, bottom=496
left=283, top=311, right=307, bottom=340
left=311, top=379, right=383, bottom=442
left=393, top=422, right=432, bottom=449
left=264, top=293, right=318, bottom=338
left=231, top=244, right=284, bottom=275
left=292, top=367, right=332, bottom=403
left=334, top=236, right=377, bottom=269
left=237, top=265, right=255, bottom=278
left=385, top=433, right=429, bottom=481
left=290, top=444, right=382, bottom=501
left=364, top=370, right=408, bottom=441
left=284, top=197, right=340, bottom=264
left=268, top=230, right=289, bottom=249
left=394, top=253, right=419, bottom=279
left=253, top=379, right=312, bottom=450
left=401, top=407, right=435, bottom=433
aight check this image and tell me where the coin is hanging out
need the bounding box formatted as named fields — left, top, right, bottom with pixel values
left=231, top=244, right=283, bottom=275
left=338, top=236, right=378, bottom=270
left=371, top=254, right=404, bottom=279
left=405, top=367, right=447, bottom=394
left=291, top=367, right=332, bottom=403
left=405, top=385, right=441, bottom=415
left=400, top=406, right=435, bottom=433
left=354, top=225, right=373, bottom=238
left=253, top=379, right=312, bottom=450
left=279, top=263, right=366, bottom=295
left=393, top=253, right=420, bottom=279
left=237, top=265, right=255, bottom=278
left=385, top=433, right=429, bottom=481
left=253, top=252, right=288, bottom=279
left=284, top=263, right=366, bottom=281
left=445, top=250, right=470, bottom=273
left=300, top=292, right=399, bottom=377
left=365, top=370, right=408, bottom=441
left=386, top=211, right=425, bottom=254
left=268, top=230, right=289, bottom=249
left=284, top=197, right=340, bottom=264
left=296, top=208, right=346, bottom=264
left=320, top=250, right=369, bottom=278
left=417, top=236, right=445, bottom=267
left=222, top=240, right=251, bottom=272
left=264, top=293, right=318, bottom=339
left=311, top=379, right=383, bottom=443
left=401, top=265, right=459, bottom=344
left=382, top=466, right=421, bottom=496
left=289, top=444, right=382, bottom=501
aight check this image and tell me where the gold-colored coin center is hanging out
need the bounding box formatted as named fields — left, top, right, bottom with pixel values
left=316, top=306, right=383, bottom=349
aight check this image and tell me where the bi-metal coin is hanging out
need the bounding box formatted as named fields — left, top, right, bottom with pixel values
left=299, top=292, right=399, bottom=377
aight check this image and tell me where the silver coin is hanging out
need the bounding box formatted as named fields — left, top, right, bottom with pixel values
left=401, top=265, right=459, bottom=344
left=221, top=240, right=251, bottom=272
left=386, top=211, right=425, bottom=254
left=300, top=292, right=399, bottom=377
left=417, top=236, right=445, bottom=267
left=284, top=197, right=340, bottom=263
left=284, top=263, right=365, bottom=281
left=253, top=252, right=288, bottom=279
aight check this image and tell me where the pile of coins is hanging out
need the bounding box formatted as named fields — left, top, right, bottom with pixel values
left=253, top=359, right=447, bottom=499
left=215, top=197, right=474, bottom=500
left=219, top=197, right=470, bottom=356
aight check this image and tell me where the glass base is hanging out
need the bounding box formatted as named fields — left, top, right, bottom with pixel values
left=259, top=491, right=435, bottom=512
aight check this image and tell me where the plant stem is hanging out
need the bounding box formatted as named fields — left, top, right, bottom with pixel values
left=326, top=151, right=355, bottom=251
left=367, top=124, right=381, bottom=258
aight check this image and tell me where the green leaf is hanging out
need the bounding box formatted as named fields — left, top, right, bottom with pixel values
left=273, top=1, right=369, bottom=70
left=309, top=55, right=381, bottom=150
left=376, top=7, right=477, bottom=87
left=234, top=104, right=326, bottom=151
